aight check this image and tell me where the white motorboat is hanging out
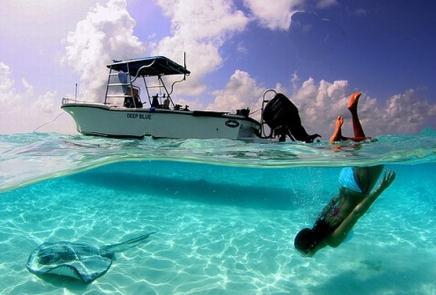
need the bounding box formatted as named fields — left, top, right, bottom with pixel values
left=62, top=56, right=261, bottom=140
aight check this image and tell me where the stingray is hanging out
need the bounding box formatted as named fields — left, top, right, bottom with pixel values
left=26, top=232, right=155, bottom=284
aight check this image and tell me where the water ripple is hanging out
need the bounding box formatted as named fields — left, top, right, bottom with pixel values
left=0, top=131, right=435, bottom=192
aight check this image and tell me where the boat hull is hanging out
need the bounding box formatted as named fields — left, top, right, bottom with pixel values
left=62, top=103, right=261, bottom=140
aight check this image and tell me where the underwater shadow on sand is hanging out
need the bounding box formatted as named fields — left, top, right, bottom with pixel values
left=69, top=171, right=316, bottom=211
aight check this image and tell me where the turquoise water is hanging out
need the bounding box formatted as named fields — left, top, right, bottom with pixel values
left=0, top=132, right=435, bottom=294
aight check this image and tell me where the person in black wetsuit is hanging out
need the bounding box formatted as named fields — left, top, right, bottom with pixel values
left=294, top=92, right=396, bottom=256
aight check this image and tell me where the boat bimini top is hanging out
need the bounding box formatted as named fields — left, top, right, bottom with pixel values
left=104, top=55, right=190, bottom=108
left=107, top=56, right=190, bottom=77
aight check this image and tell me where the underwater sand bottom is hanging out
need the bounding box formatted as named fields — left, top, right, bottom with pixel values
left=0, top=173, right=435, bottom=295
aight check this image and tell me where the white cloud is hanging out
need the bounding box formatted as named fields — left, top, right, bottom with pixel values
left=156, top=0, right=248, bottom=41
left=0, top=64, right=35, bottom=112
left=208, top=70, right=265, bottom=113
left=63, top=0, right=145, bottom=101
left=378, top=89, right=436, bottom=134
left=287, top=76, right=435, bottom=137
left=0, top=62, right=76, bottom=134
left=290, top=77, right=350, bottom=137
left=206, top=70, right=293, bottom=124
left=1, top=0, right=143, bottom=134
left=153, top=0, right=249, bottom=96
left=0, top=63, right=15, bottom=107
left=243, top=0, right=304, bottom=31
left=0, top=0, right=98, bottom=44
left=208, top=70, right=436, bottom=138
left=3, top=0, right=434, bottom=138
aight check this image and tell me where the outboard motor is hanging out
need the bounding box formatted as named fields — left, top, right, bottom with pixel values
left=262, top=93, right=320, bottom=143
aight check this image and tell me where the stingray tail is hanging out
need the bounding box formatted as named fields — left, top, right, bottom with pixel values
left=100, top=232, right=156, bottom=255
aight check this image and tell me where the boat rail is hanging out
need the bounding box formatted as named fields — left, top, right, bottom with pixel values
left=62, top=97, right=92, bottom=105
left=259, top=89, right=277, bottom=137
left=130, top=60, right=156, bottom=83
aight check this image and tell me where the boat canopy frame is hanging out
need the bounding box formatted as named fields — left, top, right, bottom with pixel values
left=104, top=56, right=190, bottom=108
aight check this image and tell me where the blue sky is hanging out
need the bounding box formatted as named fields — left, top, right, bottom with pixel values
left=214, top=0, right=436, bottom=99
left=0, top=0, right=435, bottom=136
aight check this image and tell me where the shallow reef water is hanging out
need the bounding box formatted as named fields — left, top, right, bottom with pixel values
left=0, top=132, right=435, bottom=294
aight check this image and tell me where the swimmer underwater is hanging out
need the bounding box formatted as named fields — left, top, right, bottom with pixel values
left=294, top=92, right=396, bottom=256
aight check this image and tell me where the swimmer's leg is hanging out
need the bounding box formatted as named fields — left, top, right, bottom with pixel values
left=354, top=165, right=384, bottom=194
left=329, top=116, right=349, bottom=143
left=348, top=92, right=367, bottom=141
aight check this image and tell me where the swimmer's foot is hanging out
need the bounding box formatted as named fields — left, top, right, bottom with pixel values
left=347, top=92, right=362, bottom=112
left=329, top=116, right=344, bottom=143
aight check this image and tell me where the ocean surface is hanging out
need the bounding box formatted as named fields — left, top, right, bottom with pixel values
left=0, top=131, right=435, bottom=294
